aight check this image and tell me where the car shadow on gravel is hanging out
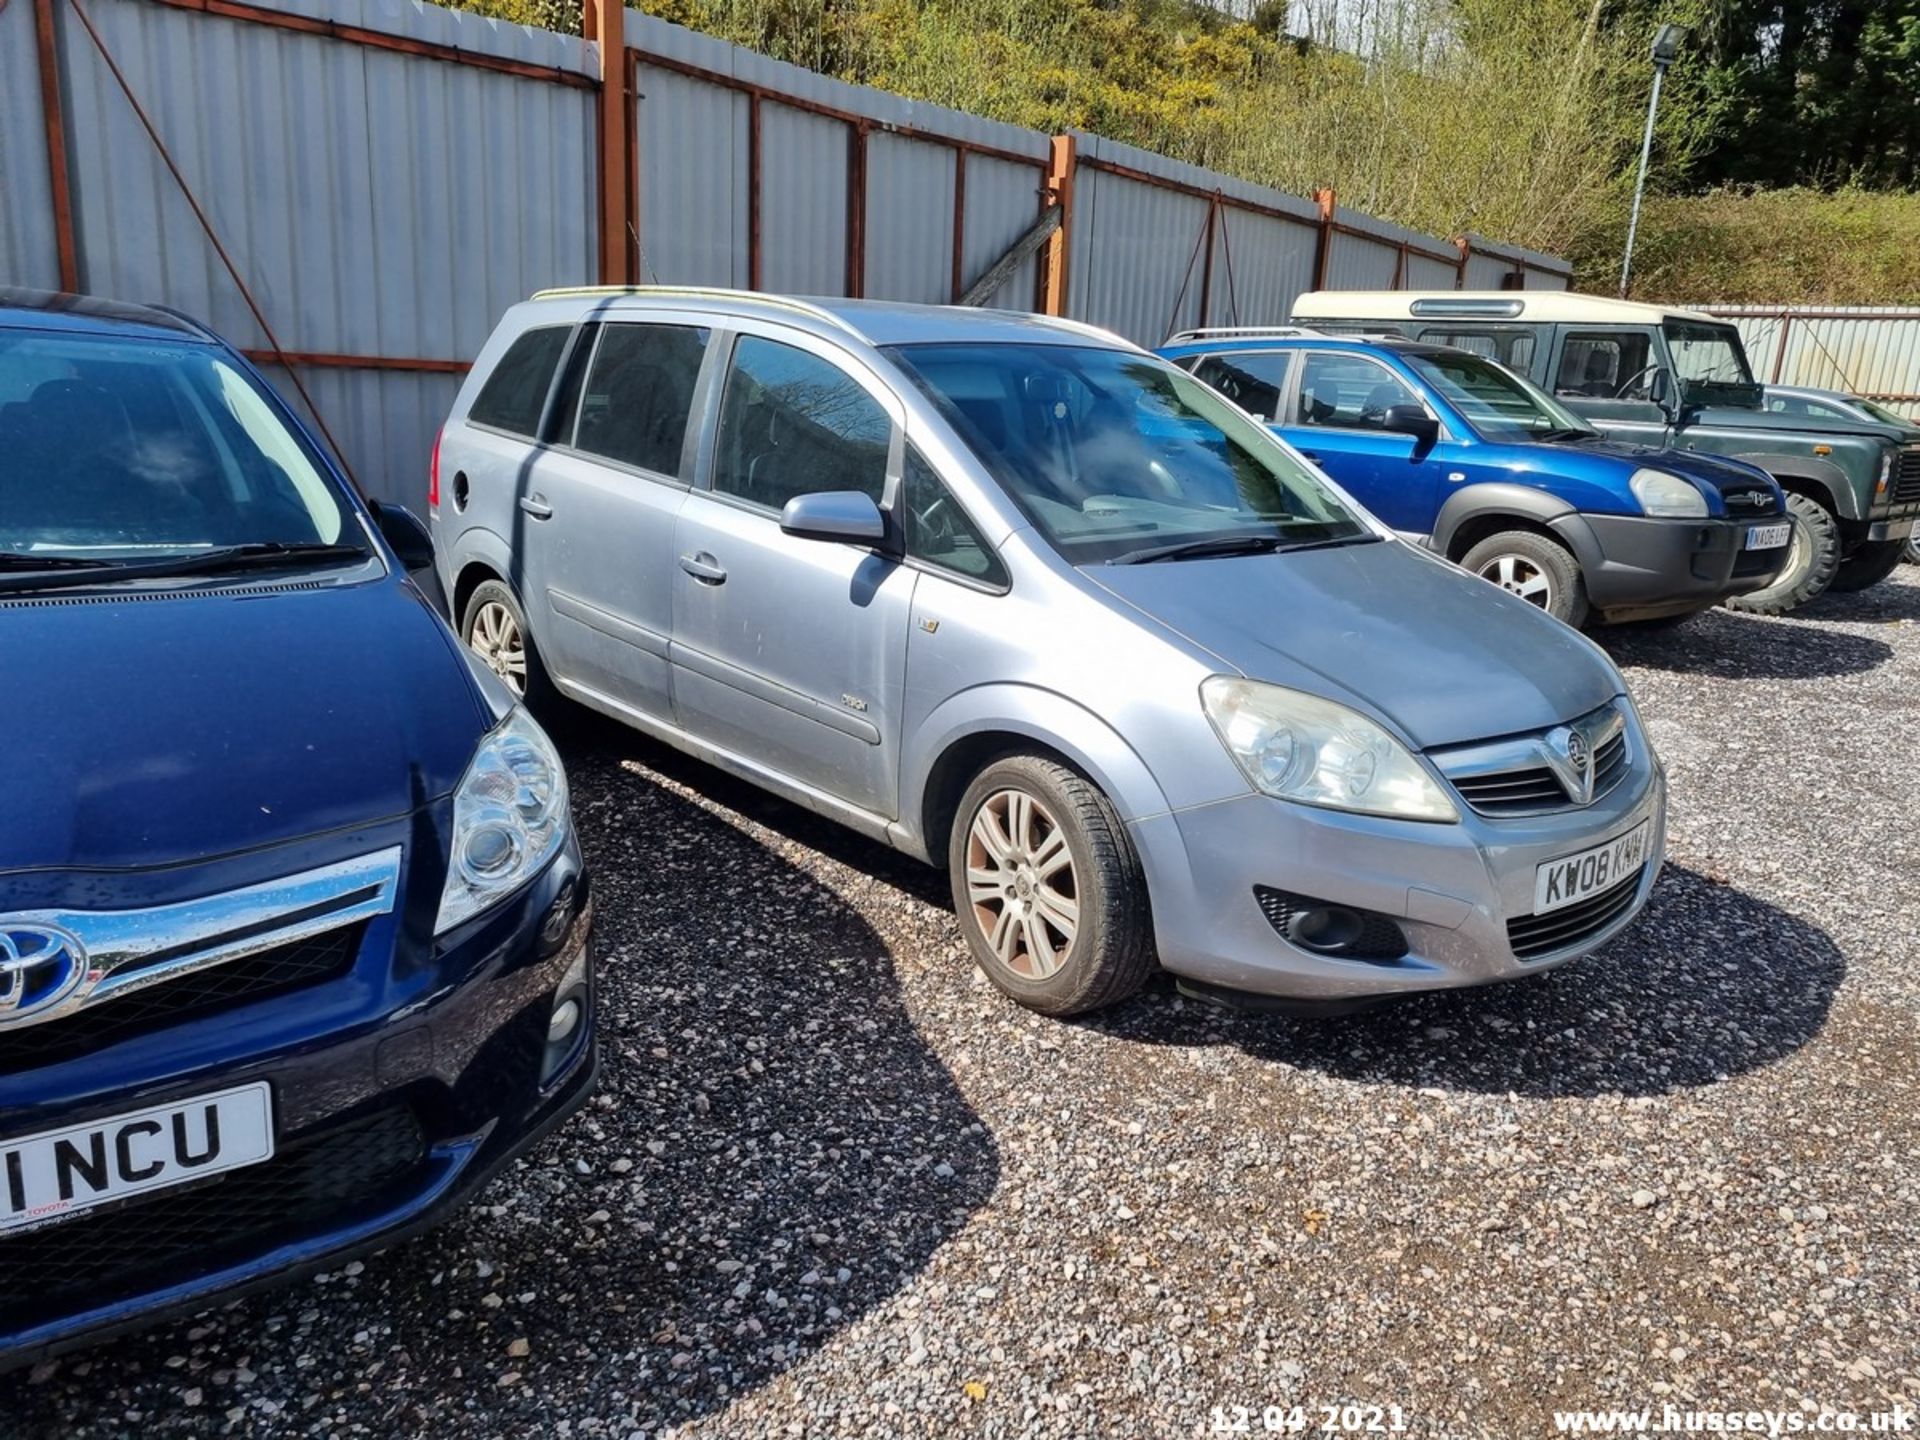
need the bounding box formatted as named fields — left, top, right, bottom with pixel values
left=1793, top=574, right=1920, bottom=624
left=3, top=711, right=996, bottom=1437
left=1092, top=864, right=1845, bottom=1099
left=1594, top=607, right=1892, bottom=678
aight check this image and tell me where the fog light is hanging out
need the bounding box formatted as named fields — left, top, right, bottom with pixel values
left=548, top=995, right=582, bottom=1045
left=1288, top=906, right=1365, bottom=954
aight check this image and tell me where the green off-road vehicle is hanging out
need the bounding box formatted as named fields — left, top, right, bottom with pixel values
left=1292, top=290, right=1920, bottom=614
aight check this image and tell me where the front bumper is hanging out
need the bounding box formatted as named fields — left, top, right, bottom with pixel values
left=0, top=844, right=595, bottom=1369
left=1130, top=750, right=1666, bottom=1003
left=1562, top=513, right=1790, bottom=620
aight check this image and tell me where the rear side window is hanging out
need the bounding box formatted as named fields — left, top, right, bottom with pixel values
left=571, top=323, right=710, bottom=478
left=1417, top=328, right=1535, bottom=372
left=712, top=337, right=890, bottom=510
left=1190, top=352, right=1290, bottom=421
left=468, top=326, right=569, bottom=437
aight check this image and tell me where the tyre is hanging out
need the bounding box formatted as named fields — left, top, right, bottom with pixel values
left=1725, top=492, right=1839, bottom=616
left=1459, top=530, right=1589, bottom=627
left=460, top=578, right=552, bottom=705
left=1904, top=531, right=1920, bottom=566
left=1827, top=538, right=1906, bottom=594
left=947, top=754, right=1156, bottom=1016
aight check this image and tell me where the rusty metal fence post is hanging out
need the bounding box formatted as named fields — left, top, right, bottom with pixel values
left=1311, top=187, right=1335, bottom=291
left=584, top=0, right=631, bottom=284
left=1039, top=133, right=1075, bottom=316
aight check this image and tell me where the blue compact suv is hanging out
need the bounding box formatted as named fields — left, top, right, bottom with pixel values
left=0, top=290, right=594, bottom=1366
left=1161, top=329, right=1791, bottom=625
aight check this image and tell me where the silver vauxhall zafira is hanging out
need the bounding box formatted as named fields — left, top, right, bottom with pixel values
left=433, top=288, right=1666, bottom=1016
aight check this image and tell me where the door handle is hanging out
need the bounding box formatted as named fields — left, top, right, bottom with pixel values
left=518, top=495, right=554, bottom=520
left=678, top=551, right=727, bottom=584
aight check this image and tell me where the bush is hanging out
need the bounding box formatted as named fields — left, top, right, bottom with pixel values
left=1576, top=187, right=1920, bottom=303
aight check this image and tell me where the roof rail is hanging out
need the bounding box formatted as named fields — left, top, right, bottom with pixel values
left=1163, top=325, right=1329, bottom=344
left=527, top=284, right=861, bottom=337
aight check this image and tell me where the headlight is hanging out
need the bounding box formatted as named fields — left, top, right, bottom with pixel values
left=1629, top=468, right=1707, bottom=518
left=1200, top=677, right=1458, bottom=822
left=435, top=707, right=570, bottom=934
left=1878, top=451, right=1895, bottom=495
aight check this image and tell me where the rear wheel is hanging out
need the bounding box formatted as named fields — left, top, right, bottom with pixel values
left=1904, top=531, right=1920, bottom=566
left=461, top=579, right=551, bottom=704
left=1459, top=530, right=1589, bottom=626
left=948, top=755, right=1155, bottom=1016
left=1827, top=538, right=1906, bottom=594
left=1725, top=492, right=1839, bottom=616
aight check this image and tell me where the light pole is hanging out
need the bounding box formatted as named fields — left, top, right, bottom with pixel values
left=1620, top=23, right=1685, bottom=298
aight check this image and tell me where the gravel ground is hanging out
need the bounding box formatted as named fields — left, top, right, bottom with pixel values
left=9, top=570, right=1920, bottom=1439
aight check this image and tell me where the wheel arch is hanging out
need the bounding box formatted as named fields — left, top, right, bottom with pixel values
left=1433, top=484, right=1584, bottom=564
left=1735, top=454, right=1851, bottom=521
left=903, top=687, right=1179, bottom=870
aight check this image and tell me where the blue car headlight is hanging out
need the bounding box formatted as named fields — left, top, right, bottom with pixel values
left=1629, top=467, right=1708, bottom=518
left=435, top=707, right=570, bottom=934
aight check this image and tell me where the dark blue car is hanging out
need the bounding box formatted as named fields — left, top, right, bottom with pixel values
left=1160, top=329, right=1792, bottom=626
left=0, top=290, right=595, bottom=1366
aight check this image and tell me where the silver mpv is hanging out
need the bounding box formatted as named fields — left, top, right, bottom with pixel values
left=433, top=289, right=1666, bottom=1016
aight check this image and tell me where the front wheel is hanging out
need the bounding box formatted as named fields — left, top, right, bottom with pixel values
left=460, top=578, right=552, bottom=704
left=1458, top=530, right=1589, bottom=626
left=1725, top=493, right=1839, bottom=616
left=1904, top=531, right=1920, bottom=566
left=1827, top=538, right=1906, bottom=594
left=948, top=755, right=1155, bottom=1016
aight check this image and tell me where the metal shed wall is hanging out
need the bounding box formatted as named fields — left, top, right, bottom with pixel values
left=2, top=0, right=62, bottom=291
left=22, top=0, right=596, bottom=504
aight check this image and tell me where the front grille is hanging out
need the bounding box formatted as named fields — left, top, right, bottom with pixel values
left=0, top=924, right=364, bottom=1076
left=1253, top=887, right=1409, bottom=962
left=1506, top=866, right=1645, bottom=961
left=0, top=1104, right=425, bottom=1321
left=1451, top=766, right=1568, bottom=814
left=1893, top=448, right=1920, bottom=505
left=1443, top=707, right=1631, bottom=818
left=1720, top=486, right=1779, bottom=517
left=1590, top=727, right=1628, bottom=795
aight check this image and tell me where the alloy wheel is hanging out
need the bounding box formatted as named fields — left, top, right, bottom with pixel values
left=1479, top=553, right=1554, bottom=608
left=965, top=789, right=1080, bottom=981
left=468, top=601, right=527, bottom=695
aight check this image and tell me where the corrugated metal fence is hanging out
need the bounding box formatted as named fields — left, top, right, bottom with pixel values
left=5, top=0, right=1571, bottom=505
left=1701, top=306, right=1920, bottom=421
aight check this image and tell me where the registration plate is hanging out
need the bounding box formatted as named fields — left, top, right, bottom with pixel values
left=0, top=1082, right=274, bottom=1236
left=1532, top=821, right=1651, bottom=916
left=1746, top=522, right=1790, bottom=550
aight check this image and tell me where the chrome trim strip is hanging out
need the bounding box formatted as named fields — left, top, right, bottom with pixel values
left=0, top=847, right=401, bottom=1034
left=1431, top=703, right=1629, bottom=814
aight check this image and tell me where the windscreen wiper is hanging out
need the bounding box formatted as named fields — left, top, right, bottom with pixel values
left=0, top=551, right=116, bottom=571
left=0, top=541, right=370, bottom=594
left=1538, top=427, right=1598, bottom=442
left=1107, top=534, right=1289, bottom=565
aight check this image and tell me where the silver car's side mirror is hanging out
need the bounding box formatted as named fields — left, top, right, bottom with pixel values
left=780, top=490, right=887, bottom=545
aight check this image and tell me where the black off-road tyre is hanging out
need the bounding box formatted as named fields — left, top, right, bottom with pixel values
left=1827, top=538, right=1906, bottom=594
left=1458, top=529, right=1590, bottom=627
left=1725, top=493, right=1839, bottom=616
left=460, top=578, right=555, bottom=707
left=947, top=755, right=1156, bottom=1017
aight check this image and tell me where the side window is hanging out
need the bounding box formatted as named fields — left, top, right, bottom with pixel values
left=1295, top=353, right=1423, bottom=430
left=904, top=447, right=1007, bottom=587
left=1417, top=328, right=1535, bottom=372
left=1555, top=331, right=1654, bottom=399
left=1190, top=352, right=1291, bottom=421
left=571, top=323, right=710, bottom=478
left=712, top=337, right=890, bottom=510
left=468, top=326, right=570, bottom=437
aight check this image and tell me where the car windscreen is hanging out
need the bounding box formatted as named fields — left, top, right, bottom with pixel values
left=0, top=330, right=354, bottom=561
left=1664, top=322, right=1761, bottom=407
left=1402, top=349, right=1596, bottom=442
left=885, top=342, right=1370, bottom=564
